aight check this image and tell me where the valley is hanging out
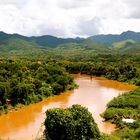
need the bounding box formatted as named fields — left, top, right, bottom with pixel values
left=0, top=31, right=140, bottom=140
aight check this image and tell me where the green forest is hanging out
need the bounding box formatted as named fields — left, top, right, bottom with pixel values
left=0, top=59, right=76, bottom=114
left=0, top=31, right=140, bottom=140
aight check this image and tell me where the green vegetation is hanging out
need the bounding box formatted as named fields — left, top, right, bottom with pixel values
left=44, top=104, right=100, bottom=140
left=1, top=31, right=140, bottom=57
left=112, top=39, right=136, bottom=50
left=102, top=88, right=140, bottom=140
left=0, top=31, right=140, bottom=139
left=0, top=59, right=76, bottom=114
left=64, top=57, right=140, bottom=86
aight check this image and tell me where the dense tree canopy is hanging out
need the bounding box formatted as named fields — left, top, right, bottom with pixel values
left=63, top=57, right=140, bottom=86
left=0, top=59, right=76, bottom=113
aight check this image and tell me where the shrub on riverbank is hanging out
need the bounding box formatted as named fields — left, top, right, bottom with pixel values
left=44, top=104, right=100, bottom=140
left=102, top=88, right=140, bottom=139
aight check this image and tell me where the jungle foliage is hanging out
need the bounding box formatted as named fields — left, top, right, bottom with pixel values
left=63, top=55, right=140, bottom=86
left=0, top=59, right=76, bottom=113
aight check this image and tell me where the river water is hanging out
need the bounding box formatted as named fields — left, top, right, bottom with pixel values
left=0, top=75, right=136, bottom=140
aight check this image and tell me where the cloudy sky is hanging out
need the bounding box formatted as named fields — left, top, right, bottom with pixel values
left=0, top=0, right=140, bottom=37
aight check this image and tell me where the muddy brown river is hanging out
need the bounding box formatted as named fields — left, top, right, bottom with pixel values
left=0, top=75, right=136, bottom=140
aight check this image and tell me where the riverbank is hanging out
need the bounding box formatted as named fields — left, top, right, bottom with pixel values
left=102, top=87, right=140, bottom=140
left=0, top=104, right=23, bottom=116
left=0, top=60, right=77, bottom=117
left=64, top=60, right=140, bottom=86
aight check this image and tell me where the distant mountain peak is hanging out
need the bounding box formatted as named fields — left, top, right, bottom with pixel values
left=121, top=30, right=139, bottom=35
left=122, top=30, right=135, bottom=33
left=89, top=31, right=140, bottom=44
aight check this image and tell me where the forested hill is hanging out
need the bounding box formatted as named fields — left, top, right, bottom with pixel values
left=89, top=31, right=140, bottom=44
left=0, top=31, right=140, bottom=56
left=0, top=31, right=84, bottom=48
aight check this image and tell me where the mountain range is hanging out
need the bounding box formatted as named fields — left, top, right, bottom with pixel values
left=89, top=31, right=140, bottom=44
left=0, top=30, right=140, bottom=56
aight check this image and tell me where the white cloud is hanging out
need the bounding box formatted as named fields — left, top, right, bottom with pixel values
left=0, top=0, right=140, bottom=37
left=76, top=17, right=102, bottom=37
left=122, top=0, right=140, bottom=18
left=100, top=18, right=140, bottom=34
left=57, top=0, right=92, bottom=9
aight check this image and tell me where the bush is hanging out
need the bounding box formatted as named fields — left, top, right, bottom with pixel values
left=44, top=104, right=100, bottom=140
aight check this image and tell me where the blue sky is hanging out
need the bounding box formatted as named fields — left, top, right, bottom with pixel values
left=0, top=0, right=140, bottom=37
